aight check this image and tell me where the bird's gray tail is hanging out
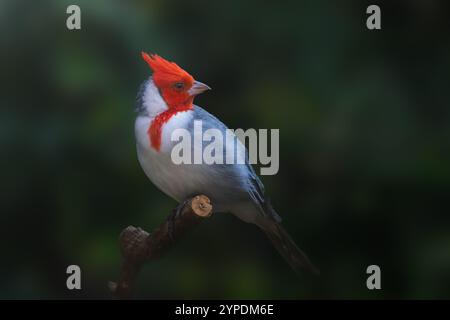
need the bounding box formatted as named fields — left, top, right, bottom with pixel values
left=257, top=216, right=319, bottom=275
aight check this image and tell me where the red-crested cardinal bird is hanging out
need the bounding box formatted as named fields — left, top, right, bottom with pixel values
left=134, top=52, right=318, bottom=274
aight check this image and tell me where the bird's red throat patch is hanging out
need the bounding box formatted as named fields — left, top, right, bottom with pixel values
left=148, top=105, right=192, bottom=151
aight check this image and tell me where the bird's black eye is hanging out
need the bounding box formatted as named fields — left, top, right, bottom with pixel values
left=173, top=82, right=185, bottom=90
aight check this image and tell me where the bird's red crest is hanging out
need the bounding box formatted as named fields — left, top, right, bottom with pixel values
left=141, top=52, right=196, bottom=151
left=141, top=52, right=194, bottom=88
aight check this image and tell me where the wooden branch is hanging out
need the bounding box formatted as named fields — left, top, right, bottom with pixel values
left=109, top=195, right=213, bottom=299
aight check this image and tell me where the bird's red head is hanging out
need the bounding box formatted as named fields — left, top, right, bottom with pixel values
left=141, top=52, right=210, bottom=110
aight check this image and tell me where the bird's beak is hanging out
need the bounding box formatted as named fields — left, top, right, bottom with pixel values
left=188, top=81, right=211, bottom=96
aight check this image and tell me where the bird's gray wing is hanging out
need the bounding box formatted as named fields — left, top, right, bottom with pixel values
left=192, top=106, right=281, bottom=222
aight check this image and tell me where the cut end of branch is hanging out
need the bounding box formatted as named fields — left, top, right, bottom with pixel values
left=119, top=226, right=150, bottom=262
left=191, top=195, right=213, bottom=217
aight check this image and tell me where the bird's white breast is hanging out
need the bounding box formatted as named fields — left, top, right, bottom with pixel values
left=135, top=110, right=197, bottom=201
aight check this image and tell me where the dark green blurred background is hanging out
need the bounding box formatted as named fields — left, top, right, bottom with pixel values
left=1, top=0, right=449, bottom=299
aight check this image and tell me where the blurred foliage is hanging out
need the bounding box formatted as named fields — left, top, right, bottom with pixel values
left=0, top=0, right=449, bottom=299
